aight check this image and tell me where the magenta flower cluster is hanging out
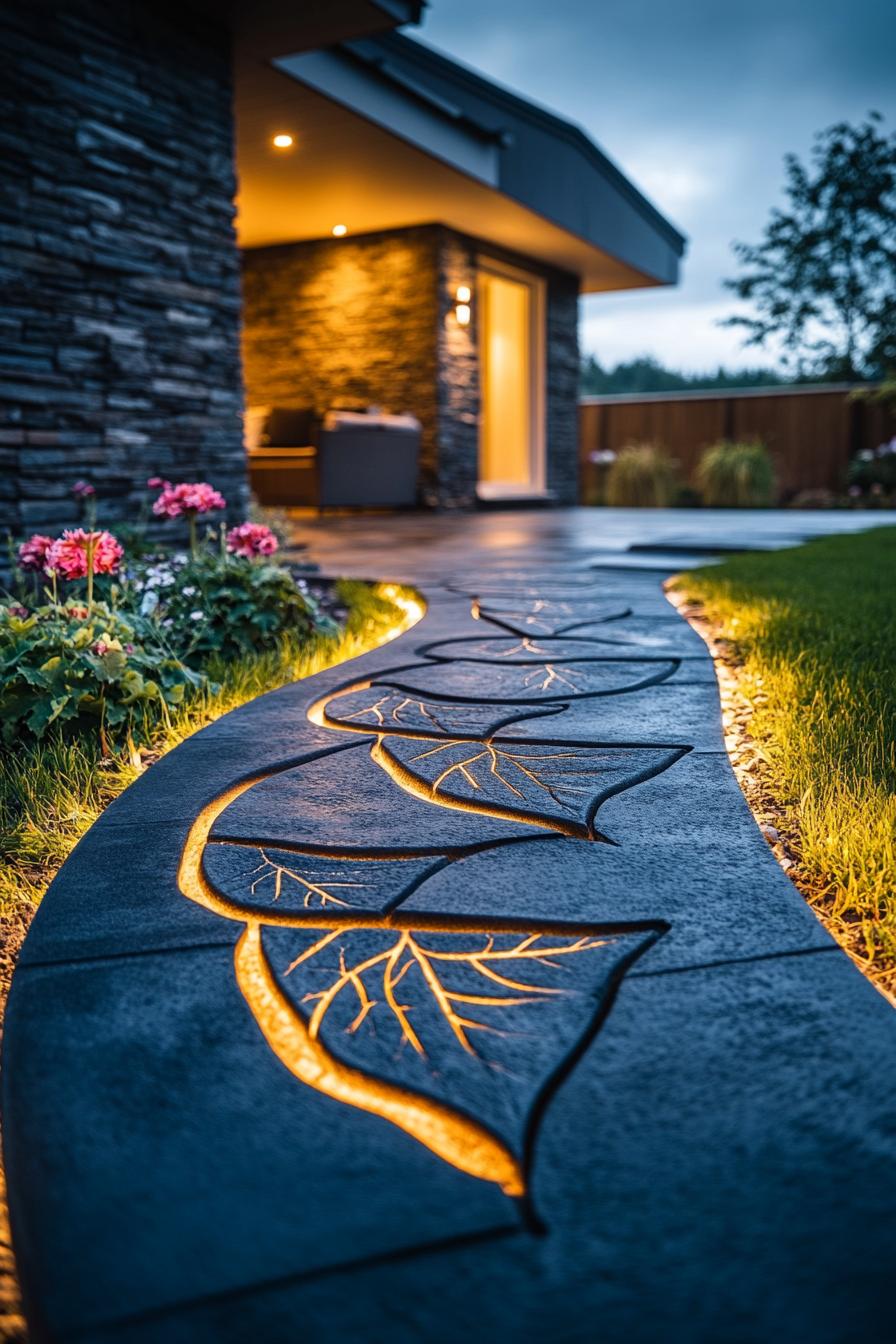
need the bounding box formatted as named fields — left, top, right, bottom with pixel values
left=225, top=522, right=279, bottom=558
left=151, top=480, right=226, bottom=520
left=18, top=529, right=124, bottom=580
left=17, top=534, right=54, bottom=573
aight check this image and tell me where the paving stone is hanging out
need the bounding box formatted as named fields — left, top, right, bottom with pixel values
left=402, top=830, right=831, bottom=972
left=94, top=716, right=358, bottom=830
left=260, top=920, right=657, bottom=1176
left=209, top=739, right=539, bottom=852
left=377, top=735, right=687, bottom=839
left=203, top=844, right=443, bottom=916
left=3, top=945, right=517, bottom=1338
left=595, top=747, right=772, bottom=845
left=474, top=597, right=631, bottom=636
left=365, top=656, right=680, bottom=703
left=74, top=952, right=896, bottom=1344
left=319, top=684, right=564, bottom=738
left=501, top=682, right=724, bottom=749
left=16, top=820, right=231, bottom=967
left=420, top=629, right=707, bottom=661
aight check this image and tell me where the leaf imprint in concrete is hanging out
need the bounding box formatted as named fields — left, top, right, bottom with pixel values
left=176, top=660, right=683, bottom=1203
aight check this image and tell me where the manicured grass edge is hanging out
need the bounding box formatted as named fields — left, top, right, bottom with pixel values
left=667, top=553, right=896, bottom=1008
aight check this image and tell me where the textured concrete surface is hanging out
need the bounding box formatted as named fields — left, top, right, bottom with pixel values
left=4, top=508, right=896, bottom=1343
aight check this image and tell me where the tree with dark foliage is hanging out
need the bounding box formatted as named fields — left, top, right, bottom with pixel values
left=723, top=114, right=896, bottom=381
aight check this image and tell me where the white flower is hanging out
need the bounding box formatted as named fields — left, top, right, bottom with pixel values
left=182, top=586, right=197, bottom=597
left=189, top=610, right=204, bottom=621
left=140, top=589, right=159, bottom=617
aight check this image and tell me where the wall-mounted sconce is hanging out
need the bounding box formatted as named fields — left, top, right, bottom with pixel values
left=332, top=223, right=348, bottom=237
left=455, top=284, right=472, bottom=326
left=272, top=133, right=294, bottom=149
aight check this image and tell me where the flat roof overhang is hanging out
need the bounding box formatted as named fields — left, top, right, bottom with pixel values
left=228, top=0, right=426, bottom=64
left=236, top=35, right=686, bottom=293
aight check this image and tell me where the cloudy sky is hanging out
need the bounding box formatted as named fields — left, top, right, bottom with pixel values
left=420, top=0, right=896, bottom=372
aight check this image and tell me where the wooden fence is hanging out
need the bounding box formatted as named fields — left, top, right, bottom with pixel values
left=579, top=384, right=895, bottom=501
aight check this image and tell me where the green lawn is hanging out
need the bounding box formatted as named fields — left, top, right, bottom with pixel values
left=672, top=527, right=896, bottom=996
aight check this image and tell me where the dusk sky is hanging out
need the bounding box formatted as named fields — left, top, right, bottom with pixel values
left=419, top=0, right=896, bottom=373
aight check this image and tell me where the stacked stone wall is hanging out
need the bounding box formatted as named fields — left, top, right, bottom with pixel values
left=0, top=0, right=246, bottom=539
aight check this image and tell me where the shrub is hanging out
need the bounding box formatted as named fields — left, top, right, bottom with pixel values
left=130, top=550, right=338, bottom=664
left=605, top=444, right=677, bottom=507
left=0, top=599, right=205, bottom=747
left=696, top=440, right=776, bottom=507
left=846, top=439, right=896, bottom=501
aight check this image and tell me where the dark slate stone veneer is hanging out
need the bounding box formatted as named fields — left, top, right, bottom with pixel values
left=0, top=0, right=248, bottom=538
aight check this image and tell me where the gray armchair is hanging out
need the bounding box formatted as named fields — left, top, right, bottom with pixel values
left=248, top=406, right=420, bottom=509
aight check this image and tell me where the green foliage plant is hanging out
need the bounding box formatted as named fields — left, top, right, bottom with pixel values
left=131, top=546, right=337, bottom=665
left=0, top=598, right=205, bottom=751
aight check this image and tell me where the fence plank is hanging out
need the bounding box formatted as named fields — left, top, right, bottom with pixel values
left=578, top=385, right=895, bottom=501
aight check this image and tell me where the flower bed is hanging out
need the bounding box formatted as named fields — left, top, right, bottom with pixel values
left=2, top=477, right=335, bottom=753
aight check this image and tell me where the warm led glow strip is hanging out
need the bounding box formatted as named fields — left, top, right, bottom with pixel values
left=234, top=921, right=524, bottom=1196
left=371, top=737, right=588, bottom=839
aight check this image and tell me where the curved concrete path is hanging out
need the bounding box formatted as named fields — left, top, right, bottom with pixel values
left=4, top=511, right=896, bottom=1342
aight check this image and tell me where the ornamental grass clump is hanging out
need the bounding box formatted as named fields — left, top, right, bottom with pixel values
left=605, top=443, right=678, bottom=507
left=696, top=440, right=776, bottom=508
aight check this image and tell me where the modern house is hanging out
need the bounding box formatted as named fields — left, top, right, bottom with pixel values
left=0, top=0, right=685, bottom=534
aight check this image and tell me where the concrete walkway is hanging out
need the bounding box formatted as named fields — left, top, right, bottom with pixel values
left=5, top=509, right=896, bottom=1342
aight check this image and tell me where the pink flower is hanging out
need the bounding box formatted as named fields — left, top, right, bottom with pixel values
left=226, top=522, right=279, bottom=558
left=72, top=480, right=96, bottom=499
left=147, top=476, right=170, bottom=490
left=17, top=534, right=54, bottom=572
left=93, top=640, right=109, bottom=656
left=152, top=481, right=226, bottom=519
left=45, top=530, right=124, bottom=581
left=67, top=604, right=89, bottom=619
left=6, top=604, right=29, bottom=619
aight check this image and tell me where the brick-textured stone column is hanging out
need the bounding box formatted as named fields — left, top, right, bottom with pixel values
left=0, top=0, right=247, bottom=540
left=434, top=230, right=479, bottom=509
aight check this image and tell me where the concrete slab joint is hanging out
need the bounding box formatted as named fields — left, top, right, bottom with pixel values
left=4, top=529, right=895, bottom=1344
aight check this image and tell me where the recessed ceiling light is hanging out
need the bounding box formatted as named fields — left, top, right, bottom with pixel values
left=272, top=133, right=293, bottom=149
left=332, top=224, right=348, bottom=237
